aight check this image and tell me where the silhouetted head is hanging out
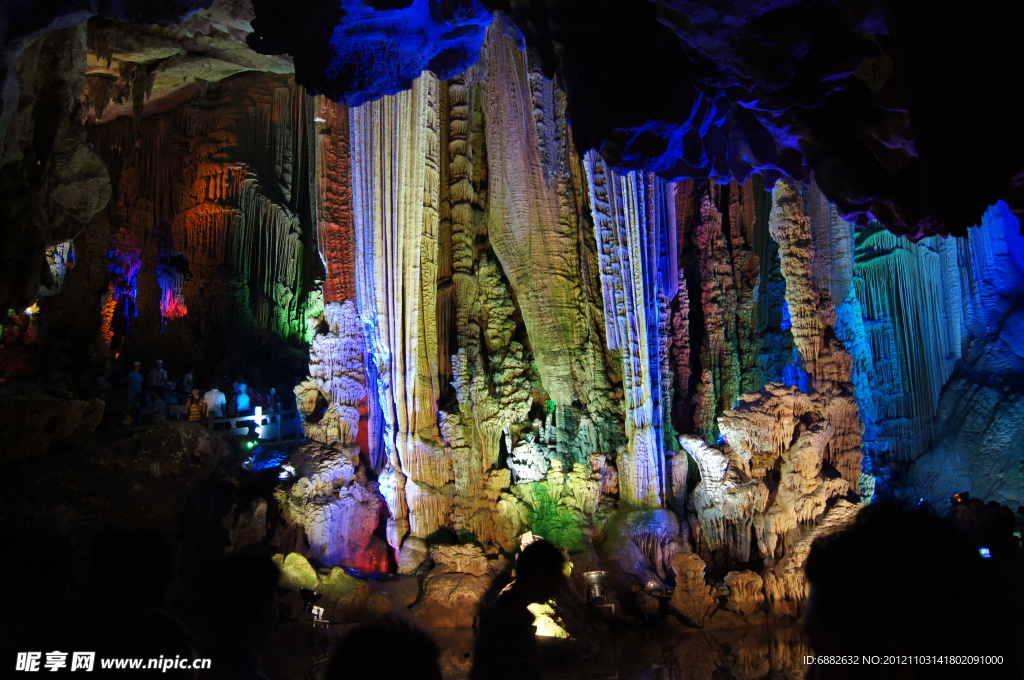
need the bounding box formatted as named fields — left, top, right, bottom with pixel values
left=191, top=388, right=200, bottom=398
left=325, top=617, right=442, bottom=680
left=513, top=539, right=567, bottom=604
left=804, top=502, right=1017, bottom=678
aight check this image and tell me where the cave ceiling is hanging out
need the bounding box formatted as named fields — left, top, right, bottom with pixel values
left=2, top=0, right=1024, bottom=311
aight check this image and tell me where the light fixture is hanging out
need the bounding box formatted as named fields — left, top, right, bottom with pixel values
left=583, top=570, right=608, bottom=604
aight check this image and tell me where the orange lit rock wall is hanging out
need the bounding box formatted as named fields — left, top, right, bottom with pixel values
left=66, top=73, right=323, bottom=382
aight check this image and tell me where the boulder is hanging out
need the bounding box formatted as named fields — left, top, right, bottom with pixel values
left=430, top=544, right=489, bottom=577
left=412, top=572, right=489, bottom=628
left=275, top=552, right=319, bottom=592
left=398, top=536, right=429, bottom=574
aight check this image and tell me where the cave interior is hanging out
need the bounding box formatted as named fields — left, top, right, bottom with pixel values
left=2, top=0, right=1024, bottom=677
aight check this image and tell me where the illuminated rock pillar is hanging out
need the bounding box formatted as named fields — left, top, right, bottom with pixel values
left=313, top=96, right=357, bottom=304
left=351, top=74, right=451, bottom=551
left=479, top=25, right=608, bottom=413
left=583, top=152, right=669, bottom=507
left=769, top=179, right=862, bottom=488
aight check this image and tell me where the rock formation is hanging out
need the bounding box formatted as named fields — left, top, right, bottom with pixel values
left=5, top=2, right=1024, bottom=635
left=275, top=441, right=383, bottom=571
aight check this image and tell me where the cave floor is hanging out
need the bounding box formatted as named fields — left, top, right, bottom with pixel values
left=261, top=620, right=810, bottom=679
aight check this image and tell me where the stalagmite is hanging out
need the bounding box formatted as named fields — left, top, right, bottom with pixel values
left=762, top=499, right=861, bottom=617
left=723, top=570, right=765, bottom=616
left=296, top=301, right=366, bottom=445
left=669, top=553, right=718, bottom=626
left=769, top=180, right=862, bottom=490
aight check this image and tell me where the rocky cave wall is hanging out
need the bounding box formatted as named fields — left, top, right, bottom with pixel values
left=40, top=70, right=323, bottom=385
left=293, top=26, right=878, bottom=590
left=5, top=6, right=1024, bottom=622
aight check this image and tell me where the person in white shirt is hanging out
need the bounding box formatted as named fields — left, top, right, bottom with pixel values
left=148, top=360, right=168, bottom=389
left=203, top=386, right=227, bottom=418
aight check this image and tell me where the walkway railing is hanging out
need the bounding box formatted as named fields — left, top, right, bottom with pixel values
left=207, top=408, right=301, bottom=440
left=121, top=408, right=302, bottom=441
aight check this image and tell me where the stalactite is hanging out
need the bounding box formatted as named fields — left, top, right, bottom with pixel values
left=670, top=265, right=693, bottom=432
left=479, top=22, right=610, bottom=414
left=235, top=179, right=305, bottom=340
left=851, top=224, right=963, bottom=461
left=314, top=97, right=356, bottom=303
left=768, top=183, right=825, bottom=380
left=805, top=179, right=854, bottom=305
left=582, top=151, right=666, bottom=507
left=351, top=73, right=449, bottom=550
left=677, top=181, right=763, bottom=443
left=727, top=181, right=763, bottom=395
left=693, top=193, right=741, bottom=440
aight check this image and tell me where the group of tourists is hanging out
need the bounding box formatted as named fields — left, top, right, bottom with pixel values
left=121, top=359, right=284, bottom=427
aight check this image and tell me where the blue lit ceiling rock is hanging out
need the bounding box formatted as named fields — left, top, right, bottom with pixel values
left=242, top=0, right=1024, bottom=240
left=247, top=0, right=491, bottom=106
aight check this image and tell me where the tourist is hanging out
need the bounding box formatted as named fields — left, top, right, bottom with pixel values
left=151, top=386, right=169, bottom=424
left=127, top=361, right=144, bottom=402
left=187, top=387, right=205, bottom=422
left=203, top=385, right=227, bottom=418
left=181, top=368, right=194, bottom=394
left=235, top=384, right=251, bottom=416
left=148, top=359, right=169, bottom=389
left=267, top=387, right=280, bottom=412
left=471, top=539, right=569, bottom=680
